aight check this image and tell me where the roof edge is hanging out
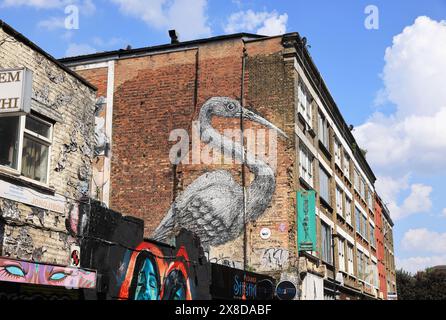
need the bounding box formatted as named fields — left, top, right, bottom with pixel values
left=59, top=32, right=265, bottom=64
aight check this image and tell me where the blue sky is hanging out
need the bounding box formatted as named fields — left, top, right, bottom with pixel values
left=1, top=0, right=445, bottom=273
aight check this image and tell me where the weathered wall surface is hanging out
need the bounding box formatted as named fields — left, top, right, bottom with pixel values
left=0, top=27, right=96, bottom=266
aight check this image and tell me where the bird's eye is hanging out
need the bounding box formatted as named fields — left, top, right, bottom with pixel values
left=227, top=103, right=235, bottom=110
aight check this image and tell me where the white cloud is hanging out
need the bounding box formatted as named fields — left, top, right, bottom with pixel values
left=375, top=175, right=432, bottom=221
left=355, top=17, right=446, bottom=175
left=402, top=228, right=446, bottom=254
left=224, top=10, right=288, bottom=36
left=38, top=16, right=66, bottom=30
left=1, top=0, right=65, bottom=8
left=396, top=255, right=446, bottom=274
left=111, top=0, right=211, bottom=41
left=65, top=42, right=96, bottom=57
left=1, top=0, right=95, bottom=13
left=442, top=208, right=446, bottom=217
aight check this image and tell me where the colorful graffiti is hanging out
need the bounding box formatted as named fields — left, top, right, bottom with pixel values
left=118, top=243, right=192, bottom=300
left=0, top=257, right=96, bottom=289
left=78, top=201, right=211, bottom=300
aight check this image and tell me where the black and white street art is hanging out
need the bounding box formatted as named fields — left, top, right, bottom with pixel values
left=153, top=97, right=287, bottom=249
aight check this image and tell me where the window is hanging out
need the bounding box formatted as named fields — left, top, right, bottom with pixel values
left=0, top=116, right=20, bottom=169
left=363, top=215, right=368, bottom=241
left=354, top=168, right=360, bottom=192
left=360, top=178, right=366, bottom=200
left=338, top=238, right=345, bottom=272
left=357, top=250, right=364, bottom=280
left=319, top=167, right=330, bottom=204
left=334, top=138, right=342, bottom=167
left=347, top=244, right=354, bottom=275
left=335, top=185, right=343, bottom=217
left=344, top=153, right=350, bottom=180
left=370, top=224, right=376, bottom=247
left=367, top=190, right=373, bottom=209
left=345, top=196, right=352, bottom=225
left=318, top=112, right=329, bottom=150
left=355, top=206, right=361, bottom=235
left=321, top=222, right=332, bottom=264
left=0, top=114, right=52, bottom=184
left=299, top=144, right=313, bottom=186
left=298, top=82, right=312, bottom=126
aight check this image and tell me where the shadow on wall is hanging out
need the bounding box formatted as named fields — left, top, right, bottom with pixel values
left=79, top=200, right=210, bottom=300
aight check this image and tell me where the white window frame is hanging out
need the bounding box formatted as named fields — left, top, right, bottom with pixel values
left=334, top=138, right=342, bottom=168
left=299, top=144, right=314, bottom=187
left=344, top=152, right=351, bottom=180
left=335, top=184, right=343, bottom=217
left=0, top=113, right=53, bottom=185
left=347, top=244, right=354, bottom=276
left=319, top=166, right=331, bottom=205
left=338, top=237, right=346, bottom=272
left=321, top=222, right=332, bottom=265
left=298, top=82, right=313, bottom=127
left=318, top=112, right=329, bottom=150
left=345, top=196, right=352, bottom=226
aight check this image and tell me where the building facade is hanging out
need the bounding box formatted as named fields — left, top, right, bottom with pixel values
left=60, top=31, right=396, bottom=299
left=0, top=21, right=98, bottom=299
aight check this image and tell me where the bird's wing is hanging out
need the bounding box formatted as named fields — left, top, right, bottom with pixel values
left=152, top=170, right=243, bottom=246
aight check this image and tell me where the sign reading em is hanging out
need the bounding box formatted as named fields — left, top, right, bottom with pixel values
left=0, top=68, right=32, bottom=114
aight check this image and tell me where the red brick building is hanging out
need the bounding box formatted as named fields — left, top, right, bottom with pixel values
left=61, top=31, right=396, bottom=299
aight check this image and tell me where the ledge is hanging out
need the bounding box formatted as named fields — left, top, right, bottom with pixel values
left=0, top=166, right=56, bottom=195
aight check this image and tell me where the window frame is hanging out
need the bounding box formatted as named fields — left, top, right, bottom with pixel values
left=318, top=112, right=329, bottom=150
left=319, top=166, right=331, bottom=205
left=299, top=144, right=314, bottom=187
left=335, top=184, right=343, bottom=217
left=298, top=81, right=313, bottom=127
left=321, top=222, right=333, bottom=265
left=338, top=237, right=346, bottom=272
left=345, top=196, right=352, bottom=226
left=0, top=113, right=53, bottom=185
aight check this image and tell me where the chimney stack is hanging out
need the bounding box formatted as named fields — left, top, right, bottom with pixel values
left=169, top=29, right=179, bottom=44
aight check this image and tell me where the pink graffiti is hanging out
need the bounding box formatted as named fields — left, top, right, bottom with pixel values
left=0, top=257, right=96, bottom=289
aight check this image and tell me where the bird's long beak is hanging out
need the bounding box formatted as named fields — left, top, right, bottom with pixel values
left=242, top=107, right=288, bottom=139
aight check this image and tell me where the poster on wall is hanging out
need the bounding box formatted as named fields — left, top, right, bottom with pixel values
left=0, top=179, right=66, bottom=213
left=0, top=68, right=32, bottom=114
left=297, top=190, right=316, bottom=252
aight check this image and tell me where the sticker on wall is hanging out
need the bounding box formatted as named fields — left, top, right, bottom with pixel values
left=260, top=228, right=271, bottom=240
left=70, top=244, right=81, bottom=267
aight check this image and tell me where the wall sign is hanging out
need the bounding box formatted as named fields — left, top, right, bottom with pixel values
left=0, top=179, right=66, bottom=213
left=0, top=68, right=32, bottom=114
left=260, top=227, right=271, bottom=240
left=276, top=280, right=297, bottom=300
left=297, top=190, right=317, bottom=251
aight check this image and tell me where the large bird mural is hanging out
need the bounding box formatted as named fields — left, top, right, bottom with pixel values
left=153, top=97, right=287, bottom=249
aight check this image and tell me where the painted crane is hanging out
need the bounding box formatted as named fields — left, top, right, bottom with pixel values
left=153, top=97, right=287, bottom=249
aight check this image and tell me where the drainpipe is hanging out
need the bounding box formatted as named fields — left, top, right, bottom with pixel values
left=240, top=47, right=248, bottom=271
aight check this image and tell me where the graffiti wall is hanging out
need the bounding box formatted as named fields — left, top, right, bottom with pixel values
left=79, top=200, right=211, bottom=300
left=210, top=264, right=275, bottom=300
left=0, top=257, right=96, bottom=289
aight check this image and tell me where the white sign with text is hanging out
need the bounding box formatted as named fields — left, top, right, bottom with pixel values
left=0, top=68, right=32, bottom=114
